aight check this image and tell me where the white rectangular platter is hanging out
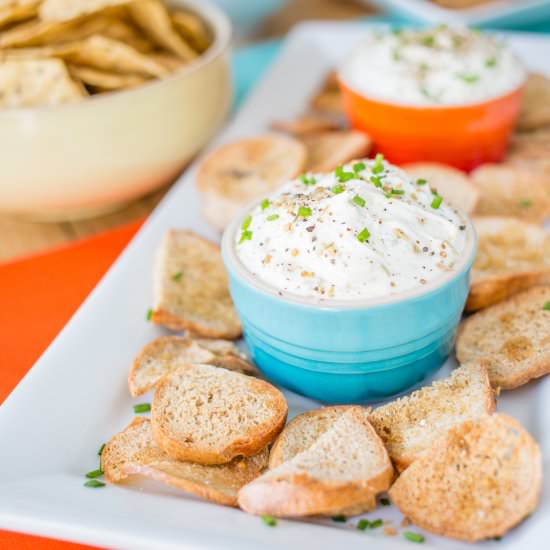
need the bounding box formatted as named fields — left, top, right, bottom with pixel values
left=0, top=22, right=549, bottom=550
left=367, top=0, right=550, bottom=26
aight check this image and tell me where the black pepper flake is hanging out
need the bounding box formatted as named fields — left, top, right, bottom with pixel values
left=459, top=225, right=466, bottom=230
left=306, top=225, right=315, bottom=232
left=422, top=246, right=429, bottom=252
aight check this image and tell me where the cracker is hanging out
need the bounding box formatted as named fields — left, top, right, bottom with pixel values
left=152, top=229, right=242, bottom=339
left=270, top=114, right=343, bottom=136
left=517, top=73, right=550, bottom=131
left=404, top=162, right=479, bottom=214
left=129, top=0, right=197, bottom=62
left=68, top=64, right=146, bottom=90
left=310, top=70, right=344, bottom=115
left=196, top=134, right=307, bottom=230
left=472, top=164, right=550, bottom=224
left=0, top=18, right=79, bottom=48
left=39, top=0, right=133, bottom=22
left=0, top=58, right=86, bottom=107
left=170, top=9, right=210, bottom=53
left=0, top=0, right=39, bottom=30
left=301, top=130, right=372, bottom=172
left=102, top=417, right=269, bottom=507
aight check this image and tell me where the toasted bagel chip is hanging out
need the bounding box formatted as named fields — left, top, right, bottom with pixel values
left=39, top=0, right=133, bottom=22
left=0, top=58, right=86, bottom=107
left=457, top=286, right=550, bottom=389
left=389, top=414, right=542, bottom=542
left=404, top=162, right=479, bottom=214
left=102, top=417, right=269, bottom=507
left=506, top=127, right=550, bottom=176
left=152, top=230, right=242, bottom=339
left=196, top=134, right=307, bottom=231
left=151, top=363, right=287, bottom=464
left=472, top=164, right=550, bottom=224
left=0, top=0, right=39, bottom=30
left=518, top=73, right=550, bottom=131
left=128, top=335, right=257, bottom=397
left=467, top=216, right=550, bottom=311
left=129, top=0, right=197, bottom=62
left=170, top=9, right=210, bottom=53
left=69, top=64, right=146, bottom=90
left=301, top=130, right=372, bottom=173
left=310, top=70, right=343, bottom=115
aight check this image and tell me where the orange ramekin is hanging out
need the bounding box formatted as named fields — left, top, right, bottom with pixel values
left=338, top=78, right=524, bottom=172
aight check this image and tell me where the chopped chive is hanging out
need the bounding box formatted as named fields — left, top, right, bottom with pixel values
left=98, top=443, right=106, bottom=456
left=369, top=519, right=383, bottom=529
left=372, top=153, right=385, bottom=174
left=391, top=189, right=405, bottom=195
left=357, top=519, right=369, bottom=530
left=357, top=228, right=371, bottom=243
left=380, top=497, right=391, bottom=506
left=300, top=173, right=316, bottom=186
left=331, top=515, right=347, bottom=523
left=172, top=271, right=183, bottom=282
left=493, top=536, right=502, bottom=541
left=352, top=195, right=366, bottom=207
left=146, top=308, right=153, bottom=322
left=261, top=514, right=277, bottom=527
left=519, top=199, right=532, bottom=208
left=486, top=57, right=497, bottom=68
left=239, top=230, right=253, bottom=244
left=133, top=403, right=151, bottom=414
left=404, top=531, right=425, bottom=543
left=331, top=183, right=345, bottom=195
left=261, top=198, right=270, bottom=210
left=267, top=214, right=279, bottom=221
left=419, top=62, right=429, bottom=71
left=457, top=73, right=479, bottom=84
left=543, top=301, right=550, bottom=311
left=85, top=469, right=103, bottom=479
left=431, top=195, right=443, bottom=209
left=335, top=165, right=355, bottom=182
left=353, top=161, right=366, bottom=173
left=416, top=178, right=427, bottom=186
left=421, top=35, right=435, bottom=47
left=392, top=48, right=401, bottom=61
left=370, top=175, right=383, bottom=188
left=84, top=480, right=105, bottom=488
left=241, top=215, right=252, bottom=231
left=297, top=206, right=312, bottom=217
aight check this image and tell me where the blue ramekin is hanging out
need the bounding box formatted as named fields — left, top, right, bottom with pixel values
left=221, top=209, right=477, bottom=404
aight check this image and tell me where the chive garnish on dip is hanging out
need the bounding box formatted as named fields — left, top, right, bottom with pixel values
left=391, top=189, right=405, bottom=195
left=352, top=195, right=366, bottom=207
left=261, top=198, right=270, bottom=210
left=357, top=519, right=369, bottom=530
left=84, top=480, right=105, bottom=488
left=353, top=161, right=366, bottom=173
left=261, top=514, right=277, bottom=526
left=457, top=73, right=479, bottom=84
left=416, top=178, right=427, bottom=186
left=486, top=57, right=497, bottom=68
left=431, top=195, right=443, bottom=209
left=332, top=183, right=345, bottom=195
left=372, top=153, right=385, bottom=174
left=370, top=175, right=383, bottom=188
left=369, top=519, right=383, bottom=529
left=86, top=469, right=103, bottom=479
left=300, top=174, right=316, bottom=186
left=404, top=531, right=425, bottom=543
left=146, top=308, right=153, bottom=322
left=239, top=230, right=253, bottom=244
left=357, top=228, right=371, bottom=243
left=298, top=206, right=312, bottom=217
left=543, top=301, right=550, bottom=311
left=267, top=214, right=279, bottom=221
left=133, top=403, right=151, bottom=413
left=331, top=515, right=347, bottom=522
left=242, top=215, right=252, bottom=231
left=172, top=271, right=183, bottom=281
left=519, top=199, right=532, bottom=208
left=98, top=443, right=106, bottom=456
left=380, top=497, right=391, bottom=506
left=335, top=165, right=355, bottom=183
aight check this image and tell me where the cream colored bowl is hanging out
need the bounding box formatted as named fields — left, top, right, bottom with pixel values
left=0, top=0, right=232, bottom=220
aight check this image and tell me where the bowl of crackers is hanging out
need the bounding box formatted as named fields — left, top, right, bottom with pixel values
left=0, top=0, right=231, bottom=220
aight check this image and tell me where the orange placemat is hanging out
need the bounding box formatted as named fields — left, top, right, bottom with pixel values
left=0, top=219, right=142, bottom=549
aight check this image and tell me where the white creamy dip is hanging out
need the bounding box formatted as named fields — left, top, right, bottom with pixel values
left=339, top=26, right=525, bottom=106
left=235, top=157, right=469, bottom=301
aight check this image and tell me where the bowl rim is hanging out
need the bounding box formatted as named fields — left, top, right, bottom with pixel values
left=222, top=194, right=478, bottom=311
left=0, top=0, right=232, bottom=116
left=337, top=75, right=525, bottom=112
